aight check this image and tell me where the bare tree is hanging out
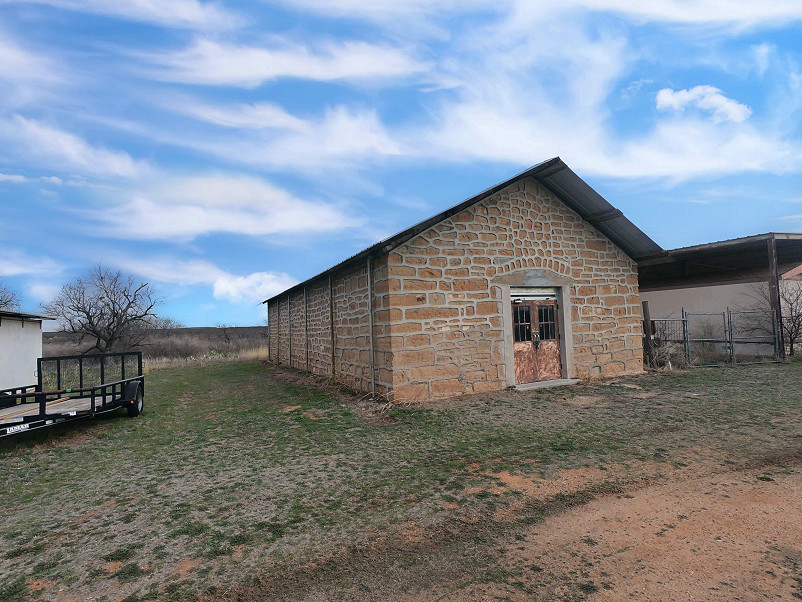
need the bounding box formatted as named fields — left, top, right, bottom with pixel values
left=42, top=266, right=161, bottom=353
left=148, top=316, right=184, bottom=330
left=0, top=280, right=20, bottom=310
left=215, top=323, right=234, bottom=348
left=744, top=281, right=802, bottom=357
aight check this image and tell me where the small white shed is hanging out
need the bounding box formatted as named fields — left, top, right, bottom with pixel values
left=0, top=311, right=53, bottom=390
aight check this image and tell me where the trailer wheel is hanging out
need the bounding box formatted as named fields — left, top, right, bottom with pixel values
left=127, top=387, right=143, bottom=418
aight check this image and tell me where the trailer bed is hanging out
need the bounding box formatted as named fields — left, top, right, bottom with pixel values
left=0, top=352, right=144, bottom=437
left=0, top=395, right=123, bottom=421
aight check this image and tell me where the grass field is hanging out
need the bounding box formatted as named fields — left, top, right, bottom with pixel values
left=1, top=361, right=801, bottom=600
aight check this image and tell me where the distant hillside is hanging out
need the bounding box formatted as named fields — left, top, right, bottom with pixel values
left=44, top=326, right=268, bottom=358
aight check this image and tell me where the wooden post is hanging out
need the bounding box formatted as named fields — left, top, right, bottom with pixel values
left=767, top=235, right=786, bottom=360
left=641, top=300, right=656, bottom=368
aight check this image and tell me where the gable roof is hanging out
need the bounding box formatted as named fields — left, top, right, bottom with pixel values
left=265, top=157, right=664, bottom=303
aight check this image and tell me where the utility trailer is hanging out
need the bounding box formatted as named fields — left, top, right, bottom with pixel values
left=0, top=352, right=144, bottom=438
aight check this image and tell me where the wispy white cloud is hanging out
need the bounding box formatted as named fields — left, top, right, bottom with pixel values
left=174, top=100, right=309, bottom=130
left=94, top=173, right=361, bottom=241
left=150, top=105, right=401, bottom=172
left=272, top=0, right=492, bottom=29
left=279, top=0, right=802, bottom=31
left=0, top=251, right=62, bottom=277
left=145, top=38, right=430, bottom=87
left=0, top=173, right=29, bottom=183
left=751, top=43, right=774, bottom=77
left=213, top=272, right=298, bottom=303
left=113, top=257, right=298, bottom=303
left=28, top=283, right=61, bottom=303
left=399, top=7, right=802, bottom=181
left=564, top=0, right=802, bottom=29
left=0, top=116, right=147, bottom=178
left=620, top=78, right=653, bottom=101
left=11, top=0, right=240, bottom=30
left=656, top=85, right=752, bottom=123
left=0, top=173, right=63, bottom=184
left=0, top=30, right=59, bottom=84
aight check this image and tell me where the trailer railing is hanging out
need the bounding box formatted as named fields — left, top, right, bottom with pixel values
left=0, top=352, right=144, bottom=437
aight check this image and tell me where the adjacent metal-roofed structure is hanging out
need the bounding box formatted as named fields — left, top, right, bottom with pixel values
left=265, top=157, right=664, bottom=304
left=639, top=233, right=802, bottom=290
left=639, top=233, right=802, bottom=360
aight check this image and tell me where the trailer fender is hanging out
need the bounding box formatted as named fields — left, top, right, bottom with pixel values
left=0, top=392, right=14, bottom=410
left=123, top=381, right=144, bottom=418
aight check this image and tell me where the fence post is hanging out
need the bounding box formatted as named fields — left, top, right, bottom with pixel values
left=772, top=309, right=781, bottom=362
left=727, top=307, right=735, bottom=364
left=682, top=307, right=691, bottom=366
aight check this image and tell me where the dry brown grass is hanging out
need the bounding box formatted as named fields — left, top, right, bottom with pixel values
left=44, top=326, right=270, bottom=373
left=142, top=345, right=270, bottom=372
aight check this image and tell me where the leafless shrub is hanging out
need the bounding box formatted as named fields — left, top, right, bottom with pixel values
left=742, top=281, right=802, bottom=357
left=0, top=280, right=20, bottom=310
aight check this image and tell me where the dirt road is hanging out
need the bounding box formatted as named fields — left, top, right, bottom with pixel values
left=436, top=461, right=802, bottom=600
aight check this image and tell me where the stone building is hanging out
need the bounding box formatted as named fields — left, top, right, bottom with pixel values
left=265, top=157, right=662, bottom=402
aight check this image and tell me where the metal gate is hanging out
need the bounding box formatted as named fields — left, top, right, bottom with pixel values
left=646, top=307, right=779, bottom=368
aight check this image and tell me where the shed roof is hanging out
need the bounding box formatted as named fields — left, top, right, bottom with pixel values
left=265, top=157, right=664, bottom=303
left=639, top=232, right=802, bottom=289
left=0, top=310, right=54, bottom=322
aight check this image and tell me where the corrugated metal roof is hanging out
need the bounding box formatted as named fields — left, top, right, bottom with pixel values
left=265, top=157, right=664, bottom=303
left=0, top=310, right=54, bottom=321
left=666, top=232, right=802, bottom=255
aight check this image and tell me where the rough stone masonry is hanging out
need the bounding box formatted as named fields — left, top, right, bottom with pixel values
left=268, top=176, right=643, bottom=403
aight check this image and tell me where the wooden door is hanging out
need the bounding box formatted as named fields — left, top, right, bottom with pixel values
left=512, top=299, right=562, bottom=384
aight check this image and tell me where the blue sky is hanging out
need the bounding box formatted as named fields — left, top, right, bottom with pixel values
left=1, top=1, right=801, bottom=326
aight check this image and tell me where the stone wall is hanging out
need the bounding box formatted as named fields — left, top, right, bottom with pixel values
left=267, top=299, right=279, bottom=362
left=267, top=259, right=390, bottom=395
left=306, top=279, right=332, bottom=377
left=383, top=177, right=642, bottom=401
left=268, top=176, right=643, bottom=403
left=289, top=290, right=305, bottom=370
left=331, top=264, right=371, bottom=391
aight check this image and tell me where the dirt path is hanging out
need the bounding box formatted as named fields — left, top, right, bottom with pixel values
left=444, top=464, right=802, bottom=600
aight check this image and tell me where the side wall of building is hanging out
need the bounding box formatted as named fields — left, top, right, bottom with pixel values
left=267, top=258, right=392, bottom=397
left=0, top=318, right=43, bottom=390
left=384, top=177, right=643, bottom=401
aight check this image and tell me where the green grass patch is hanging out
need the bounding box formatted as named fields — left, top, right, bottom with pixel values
left=0, top=360, right=799, bottom=600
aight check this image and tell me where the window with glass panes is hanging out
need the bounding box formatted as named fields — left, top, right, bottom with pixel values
left=538, top=304, right=557, bottom=340
left=513, top=304, right=532, bottom=342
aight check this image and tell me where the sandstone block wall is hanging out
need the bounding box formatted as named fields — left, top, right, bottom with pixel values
left=331, top=264, right=371, bottom=391
left=382, top=177, right=642, bottom=401
left=267, top=260, right=391, bottom=396
left=306, top=279, right=332, bottom=377
left=289, top=290, right=305, bottom=370
left=268, top=176, right=643, bottom=403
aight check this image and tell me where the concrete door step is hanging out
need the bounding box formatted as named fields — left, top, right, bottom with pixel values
left=515, top=378, right=579, bottom=391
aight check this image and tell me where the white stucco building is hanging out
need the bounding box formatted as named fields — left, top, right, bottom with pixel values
left=0, top=311, right=53, bottom=390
